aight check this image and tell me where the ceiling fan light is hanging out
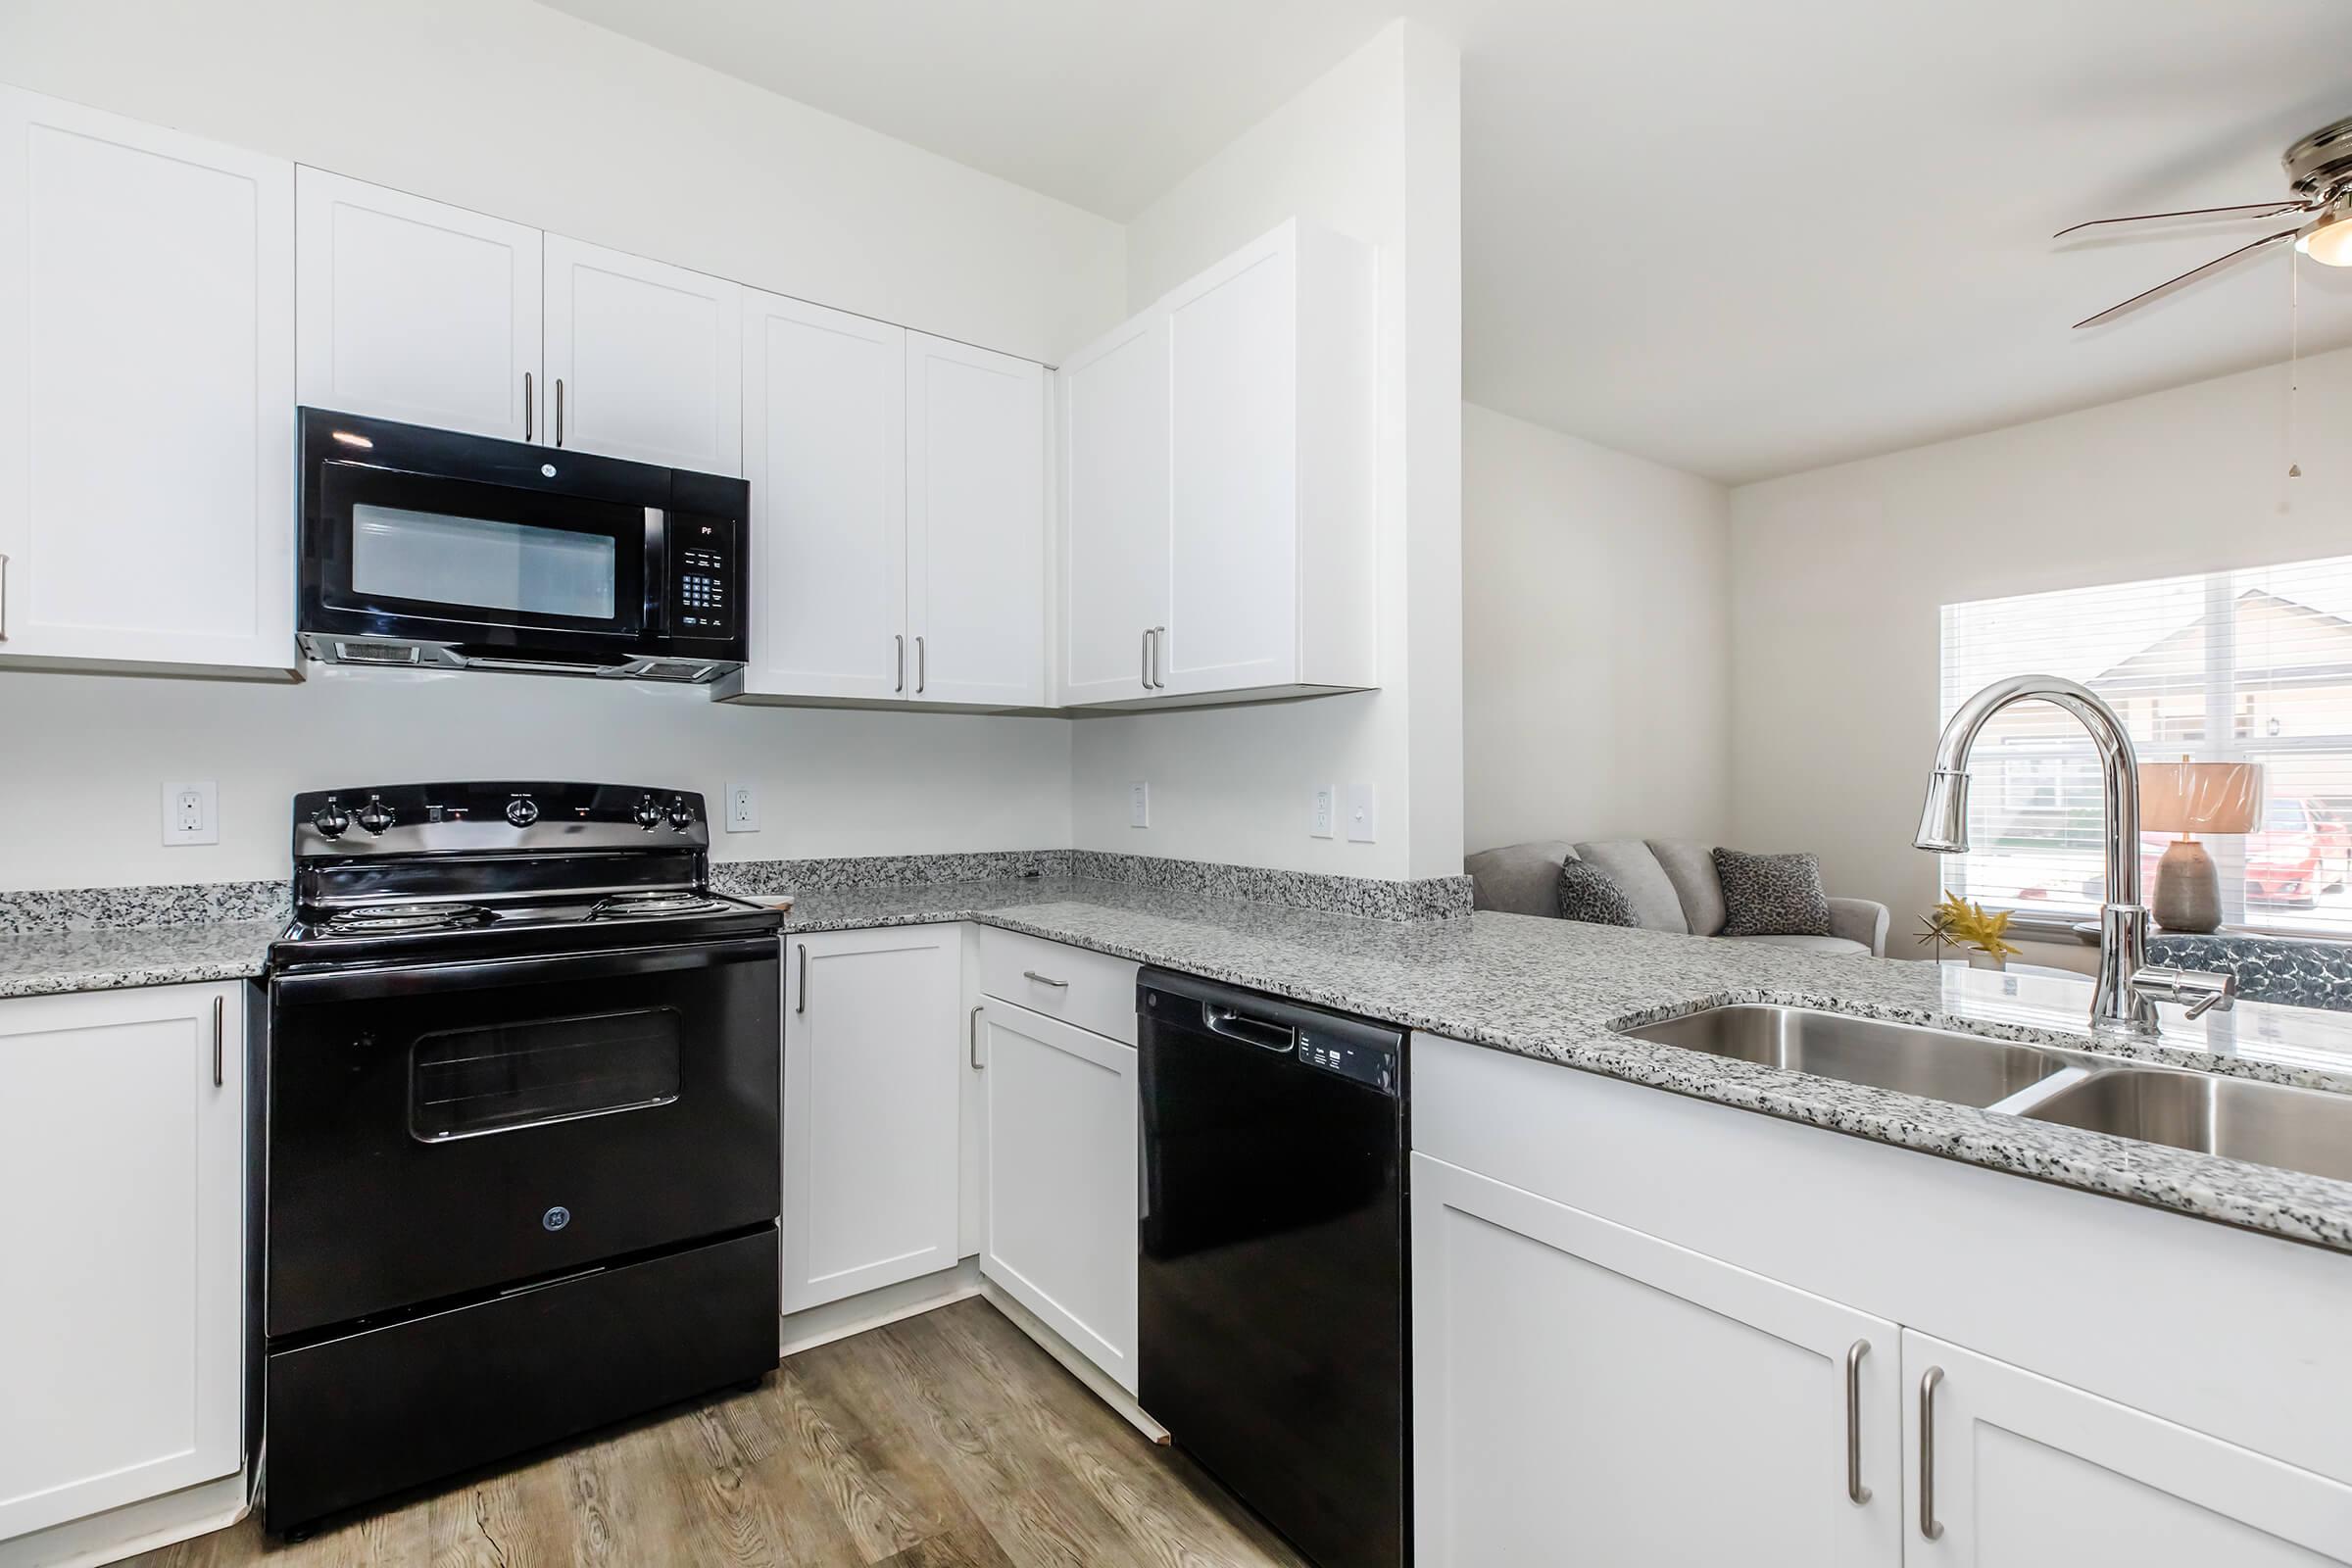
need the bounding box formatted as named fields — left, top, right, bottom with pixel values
left=2296, top=212, right=2352, bottom=267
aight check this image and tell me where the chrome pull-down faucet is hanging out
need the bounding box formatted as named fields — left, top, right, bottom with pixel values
left=1916, top=673, right=2235, bottom=1039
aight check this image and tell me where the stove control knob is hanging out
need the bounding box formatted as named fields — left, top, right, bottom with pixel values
left=356, top=794, right=396, bottom=835
left=633, top=794, right=665, bottom=830
left=506, top=796, right=540, bottom=828
left=667, top=796, right=695, bottom=831
left=312, top=797, right=351, bottom=840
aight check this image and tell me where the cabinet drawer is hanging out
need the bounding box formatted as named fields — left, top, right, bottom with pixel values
left=978, top=928, right=1139, bottom=1045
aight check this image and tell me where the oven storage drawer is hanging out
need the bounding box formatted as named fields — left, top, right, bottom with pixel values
left=265, top=1226, right=779, bottom=1531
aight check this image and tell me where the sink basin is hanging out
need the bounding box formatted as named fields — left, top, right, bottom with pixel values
left=2019, top=1067, right=2352, bottom=1183
left=1618, top=1004, right=2073, bottom=1108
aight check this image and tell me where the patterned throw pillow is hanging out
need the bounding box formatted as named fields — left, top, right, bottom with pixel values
left=1557, top=858, right=1640, bottom=926
left=1713, top=848, right=1833, bottom=937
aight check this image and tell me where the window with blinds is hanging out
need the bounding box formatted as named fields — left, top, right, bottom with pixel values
left=1940, top=554, right=2352, bottom=936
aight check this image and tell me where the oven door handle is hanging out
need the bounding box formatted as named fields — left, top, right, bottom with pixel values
left=271, top=937, right=778, bottom=1005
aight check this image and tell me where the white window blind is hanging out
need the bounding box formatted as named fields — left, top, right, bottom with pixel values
left=1940, top=554, right=2352, bottom=936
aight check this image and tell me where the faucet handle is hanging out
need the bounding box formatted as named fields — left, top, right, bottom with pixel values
left=2131, top=965, right=2236, bottom=1020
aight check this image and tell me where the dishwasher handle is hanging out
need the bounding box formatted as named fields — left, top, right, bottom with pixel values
left=1202, top=1002, right=1297, bottom=1054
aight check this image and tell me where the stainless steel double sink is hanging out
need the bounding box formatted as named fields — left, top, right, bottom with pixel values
left=1617, top=1004, right=2352, bottom=1185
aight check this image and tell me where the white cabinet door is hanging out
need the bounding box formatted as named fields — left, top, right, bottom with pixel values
left=977, top=1002, right=1138, bottom=1392
left=295, top=168, right=541, bottom=440
left=1057, top=310, right=1169, bottom=706
left=543, top=235, right=741, bottom=474
left=1160, top=229, right=1298, bottom=697
left=1412, top=1153, right=1902, bottom=1568
left=906, top=332, right=1045, bottom=708
left=738, top=292, right=907, bottom=702
left=781, top=927, right=961, bottom=1312
left=0, top=87, right=294, bottom=674
left=1903, top=1331, right=2352, bottom=1566
left=0, top=984, right=243, bottom=1542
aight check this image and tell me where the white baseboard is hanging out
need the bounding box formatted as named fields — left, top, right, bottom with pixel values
left=978, top=1279, right=1167, bottom=1446
left=778, top=1256, right=983, bottom=1357
left=0, top=1471, right=247, bottom=1568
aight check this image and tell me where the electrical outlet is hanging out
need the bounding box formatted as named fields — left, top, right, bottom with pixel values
left=1309, top=785, right=1336, bottom=839
left=161, top=781, right=219, bottom=847
left=1346, top=783, right=1379, bottom=844
left=1129, top=781, right=1151, bottom=829
left=722, top=781, right=760, bottom=833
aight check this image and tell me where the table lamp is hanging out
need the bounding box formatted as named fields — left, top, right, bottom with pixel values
left=2136, top=757, right=2263, bottom=933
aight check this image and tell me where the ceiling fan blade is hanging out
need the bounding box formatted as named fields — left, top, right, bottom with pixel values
left=2053, top=201, right=2305, bottom=239
left=2072, top=226, right=2303, bottom=329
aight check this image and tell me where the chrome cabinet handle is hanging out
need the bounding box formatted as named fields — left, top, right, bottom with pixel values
left=1141, top=628, right=1152, bottom=690
left=915, top=635, right=926, bottom=694
left=1918, top=1365, right=1943, bottom=1541
left=523, top=371, right=534, bottom=441
left=0, top=552, right=10, bottom=641
left=554, top=376, right=565, bottom=447
left=895, top=634, right=906, bottom=693
left=969, top=1004, right=985, bottom=1069
left=211, top=996, right=225, bottom=1087
left=1022, top=970, right=1068, bottom=989
left=1845, top=1340, right=1872, bottom=1505
left=795, top=944, right=808, bottom=1014
left=1151, top=625, right=1167, bottom=689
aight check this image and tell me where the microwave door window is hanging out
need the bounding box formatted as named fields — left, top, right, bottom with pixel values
left=352, top=504, right=619, bottom=621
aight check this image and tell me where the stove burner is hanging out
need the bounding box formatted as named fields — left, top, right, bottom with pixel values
left=589, top=891, right=728, bottom=919
left=326, top=901, right=491, bottom=935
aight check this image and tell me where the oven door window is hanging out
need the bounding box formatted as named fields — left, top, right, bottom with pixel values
left=411, top=1007, right=681, bottom=1141
left=318, top=462, right=649, bottom=635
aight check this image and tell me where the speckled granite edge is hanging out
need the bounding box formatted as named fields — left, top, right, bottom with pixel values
left=713, top=848, right=1472, bottom=920
left=0, top=880, right=288, bottom=934
left=0, top=921, right=278, bottom=998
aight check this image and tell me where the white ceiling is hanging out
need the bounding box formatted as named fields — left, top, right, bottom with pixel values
left=542, top=0, right=2352, bottom=484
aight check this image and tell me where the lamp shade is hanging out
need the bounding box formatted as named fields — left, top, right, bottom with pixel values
left=2137, top=759, right=2263, bottom=835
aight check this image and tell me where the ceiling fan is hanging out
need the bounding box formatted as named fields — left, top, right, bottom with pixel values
left=2057, top=115, right=2352, bottom=328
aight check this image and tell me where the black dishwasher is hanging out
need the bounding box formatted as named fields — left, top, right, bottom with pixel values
left=1138, top=968, right=1407, bottom=1568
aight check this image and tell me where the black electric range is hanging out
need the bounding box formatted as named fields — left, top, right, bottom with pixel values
left=260, top=781, right=782, bottom=1537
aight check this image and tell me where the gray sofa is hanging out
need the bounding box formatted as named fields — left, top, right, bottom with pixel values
left=1465, top=839, right=1891, bottom=957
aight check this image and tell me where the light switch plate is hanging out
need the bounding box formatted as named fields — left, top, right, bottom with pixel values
left=1309, top=785, right=1336, bottom=839
left=1346, top=782, right=1378, bottom=844
left=722, top=782, right=759, bottom=833
left=161, top=781, right=219, bottom=847
left=1130, top=782, right=1151, bottom=829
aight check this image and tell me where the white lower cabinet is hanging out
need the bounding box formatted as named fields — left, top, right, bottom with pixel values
left=974, top=1001, right=1138, bottom=1392
left=0, top=983, right=245, bottom=1544
left=1411, top=1152, right=1901, bottom=1567
left=781, top=927, right=962, bottom=1312
left=1904, top=1331, right=2352, bottom=1566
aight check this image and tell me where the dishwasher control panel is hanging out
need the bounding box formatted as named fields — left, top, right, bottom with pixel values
left=1297, top=1026, right=1398, bottom=1094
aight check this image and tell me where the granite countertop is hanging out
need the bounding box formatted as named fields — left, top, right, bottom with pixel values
left=0, top=919, right=279, bottom=999
left=767, top=876, right=2352, bottom=1254
left=17, top=873, right=2352, bottom=1254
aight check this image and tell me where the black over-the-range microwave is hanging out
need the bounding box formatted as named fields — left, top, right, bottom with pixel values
left=296, top=408, right=751, bottom=682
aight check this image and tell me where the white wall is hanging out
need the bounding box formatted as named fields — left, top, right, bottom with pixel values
left=1069, top=21, right=1464, bottom=878
left=0, top=0, right=1117, bottom=890
left=1731, top=346, right=2352, bottom=940
left=1462, top=405, right=1731, bottom=853
left=0, top=0, right=1122, bottom=367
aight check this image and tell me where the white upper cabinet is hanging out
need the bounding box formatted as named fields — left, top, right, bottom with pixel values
left=906, top=332, right=1045, bottom=708
left=1057, top=219, right=1377, bottom=710
left=543, top=235, right=741, bottom=474
left=0, top=87, right=295, bottom=676
left=0, top=983, right=244, bottom=1542
left=1056, top=310, right=1170, bottom=706
left=733, top=291, right=908, bottom=703
left=295, top=169, right=541, bottom=441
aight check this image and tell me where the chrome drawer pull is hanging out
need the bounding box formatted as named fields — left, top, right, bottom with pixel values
left=1022, top=970, right=1069, bottom=989
left=1845, top=1340, right=1871, bottom=1505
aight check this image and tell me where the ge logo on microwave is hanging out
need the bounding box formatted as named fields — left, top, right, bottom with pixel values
left=542, top=1205, right=571, bottom=1232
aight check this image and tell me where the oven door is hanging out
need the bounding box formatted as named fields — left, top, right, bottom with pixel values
left=267, top=938, right=779, bottom=1339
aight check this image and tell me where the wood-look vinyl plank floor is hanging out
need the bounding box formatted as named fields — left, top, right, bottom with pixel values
left=124, top=1298, right=1310, bottom=1568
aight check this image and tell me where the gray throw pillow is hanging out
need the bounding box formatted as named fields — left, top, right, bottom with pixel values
left=1713, top=848, right=1833, bottom=937
left=1558, top=858, right=1640, bottom=926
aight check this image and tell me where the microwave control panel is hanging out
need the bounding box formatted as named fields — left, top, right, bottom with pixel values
left=668, top=516, right=739, bottom=638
